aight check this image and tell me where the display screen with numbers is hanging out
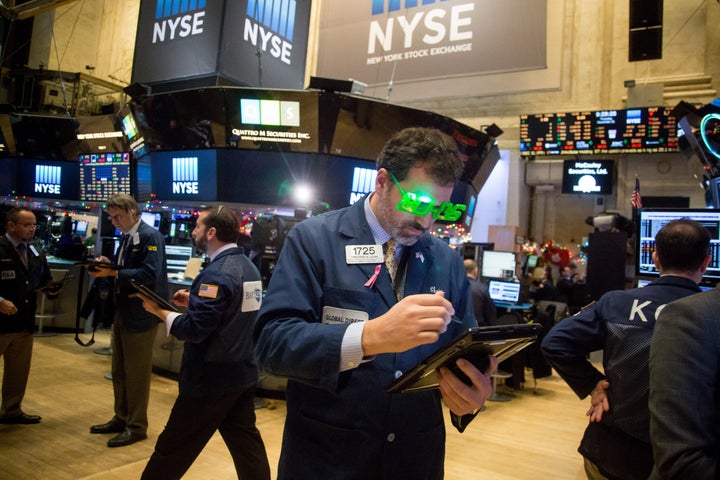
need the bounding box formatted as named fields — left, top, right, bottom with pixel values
left=520, top=106, right=679, bottom=156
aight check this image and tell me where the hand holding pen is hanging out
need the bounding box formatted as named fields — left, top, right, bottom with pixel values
left=172, top=289, right=190, bottom=307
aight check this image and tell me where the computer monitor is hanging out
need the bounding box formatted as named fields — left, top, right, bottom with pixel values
left=488, top=280, right=521, bottom=304
left=481, top=250, right=517, bottom=279
left=140, top=211, right=161, bottom=230
left=636, top=208, right=720, bottom=287
left=637, top=276, right=713, bottom=291
left=78, top=152, right=131, bottom=202
left=165, top=245, right=195, bottom=277
left=74, top=220, right=88, bottom=236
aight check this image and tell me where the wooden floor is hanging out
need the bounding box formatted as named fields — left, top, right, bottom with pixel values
left=0, top=332, right=589, bottom=479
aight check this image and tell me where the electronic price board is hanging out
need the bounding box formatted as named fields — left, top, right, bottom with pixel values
left=520, top=106, right=679, bottom=156
left=79, top=152, right=131, bottom=201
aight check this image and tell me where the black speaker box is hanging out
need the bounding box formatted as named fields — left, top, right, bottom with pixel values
left=629, top=27, right=662, bottom=62
left=630, top=0, right=663, bottom=29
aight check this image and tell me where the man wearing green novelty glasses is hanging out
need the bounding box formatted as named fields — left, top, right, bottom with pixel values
left=255, top=127, right=497, bottom=480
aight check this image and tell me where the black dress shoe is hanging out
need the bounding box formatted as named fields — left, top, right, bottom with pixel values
left=0, top=413, right=41, bottom=424
left=107, top=429, right=146, bottom=448
left=90, top=419, right=126, bottom=434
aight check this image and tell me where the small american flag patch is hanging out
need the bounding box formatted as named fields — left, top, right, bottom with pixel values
left=198, top=283, right=219, bottom=298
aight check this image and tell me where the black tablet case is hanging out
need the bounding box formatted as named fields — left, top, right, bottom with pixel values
left=386, top=323, right=543, bottom=393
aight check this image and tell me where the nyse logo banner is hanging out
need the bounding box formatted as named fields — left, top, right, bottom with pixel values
left=223, top=0, right=311, bottom=89
left=133, top=0, right=310, bottom=89
left=172, top=156, right=199, bottom=195
left=349, top=167, right=377, bottom=205
left=317, top=0, right=547, bottom=87
left=35, top=165, right=61, bottom=195
left=153, top=0, right=207, bottom=43
left=133, top=0, right=223, bottom=85
left=244, top=0, right=297, bottom=65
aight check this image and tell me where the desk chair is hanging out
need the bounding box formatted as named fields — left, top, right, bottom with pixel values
left=35, top=268, right=68, bottom=337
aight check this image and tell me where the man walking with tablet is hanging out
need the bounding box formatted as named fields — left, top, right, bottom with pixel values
left=137, top=205, right=270, bottom=480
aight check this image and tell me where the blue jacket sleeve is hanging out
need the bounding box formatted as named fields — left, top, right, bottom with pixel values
left=254, top=225, right=348, bottom=391
left=541, top=301, right=607, bottom=398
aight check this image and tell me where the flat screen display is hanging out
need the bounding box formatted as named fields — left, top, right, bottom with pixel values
left=636, top=208, right=720, bottom=286
left=318, top=155, right=376, bottom=210
left=217, top=150, right=319, bottom=206
left=520, top=106, right=679, bottom=156
left=150, top=149, right=218, bottom=202
left=140, top=211, right=161, bottom=230
left=79, top=152, right=131, bottom=202
left=561, top=159, right=614, bottom=195
left=481, top=250, right=517, bottom=280
left=117, top=104, right=149, bottom=157
left=134, top=156, right=153, bottom=204
left=73, top=220, right=88, bottom=236
left=165, top=245, right=195, bottom=276
left=225, top=88, right=319, bottom=153
left=488, top=280, right=521, bottom=304
left=15, top=158, right=79, bottom=200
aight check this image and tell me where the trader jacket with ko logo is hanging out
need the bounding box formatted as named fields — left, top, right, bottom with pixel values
left=541, top=275, right=701, bottom=479
left=254, top=197, right=476, bottom=480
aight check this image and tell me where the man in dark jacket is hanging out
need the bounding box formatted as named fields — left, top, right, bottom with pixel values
left=0, top=207, right=60, bottom=424
left=88, top=194, right=167, bottom=448
left=137, top=205, right=270, bottom=480
left=541, top=219, right=711, bottom=480
left=254, top=127, right=496, bottom=479
left=464, top=259, right=497, bottom=325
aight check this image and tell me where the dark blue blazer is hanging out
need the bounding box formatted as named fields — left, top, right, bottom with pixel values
left=255, top=197, right=474, bottom=480
left=116, top=221, right=168, bottom=332
left=0, top=237, right=52, bottom=333
left=170, top=247, right=262, bottom=397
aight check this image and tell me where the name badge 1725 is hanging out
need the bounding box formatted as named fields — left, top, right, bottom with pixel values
left=345, top=244, right=383, bottom=264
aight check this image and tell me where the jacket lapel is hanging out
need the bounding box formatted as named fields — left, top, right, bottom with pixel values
left=403, top=237, right=434, bottom=296
left=338, top=199, right=397, bottom=307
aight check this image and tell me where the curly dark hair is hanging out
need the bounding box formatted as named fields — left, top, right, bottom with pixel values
left=376, top=127, right=463, bottom=186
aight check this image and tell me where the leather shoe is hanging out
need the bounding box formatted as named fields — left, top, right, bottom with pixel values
left=0, top=413, right=41, bottom=424
left=90, top=419, right=126, bottom=434
left=107, top=429, right=146, bottom=448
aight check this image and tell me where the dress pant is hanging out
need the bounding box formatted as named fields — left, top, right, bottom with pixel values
left=110, top=312, right=157, bottom=436
left=0, top=331, right=33, bottom=418
left=141, top=388, right=270, bottom=480
left=584, top=457, right=610, bottom=480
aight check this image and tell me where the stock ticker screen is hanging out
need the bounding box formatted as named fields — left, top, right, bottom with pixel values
left=79, top=152, right=131, bottom=202
left=520, top=106, right=679, bottom=156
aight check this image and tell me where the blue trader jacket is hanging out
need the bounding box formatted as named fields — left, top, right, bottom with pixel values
left=169, top=247, right=262, bottom=397
left=0, top=236, right=53, bottom=333
left=115, top=221, right=168, bottom=332
left=254, top=197, right=475, bottom=480
left=541, top=275, right=701, bottom=479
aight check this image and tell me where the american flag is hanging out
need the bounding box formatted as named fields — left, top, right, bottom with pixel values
left=631, top=177, right=643, bottom=209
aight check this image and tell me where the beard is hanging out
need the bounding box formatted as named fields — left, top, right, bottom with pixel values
left=375, top=192, right=426, bottom=246
left=193, top=235, right=207, bottom=255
